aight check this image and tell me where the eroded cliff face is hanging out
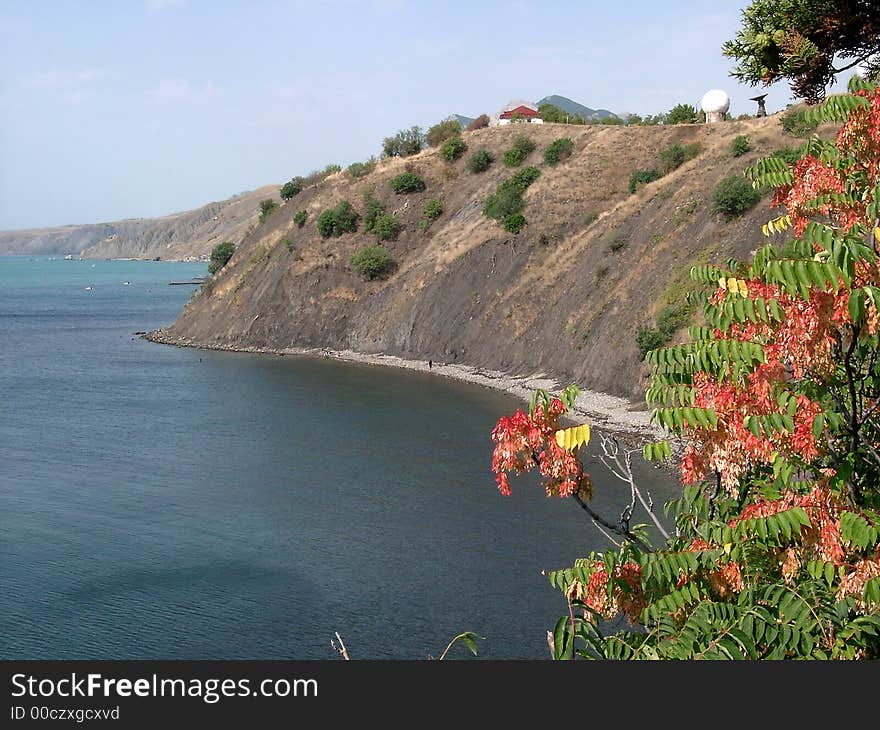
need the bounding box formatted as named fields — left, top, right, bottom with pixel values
left=0, top=186, right=278, bottom=259
left=155, top=118, right=809, bottom=400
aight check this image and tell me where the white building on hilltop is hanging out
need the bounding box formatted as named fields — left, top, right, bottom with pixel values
left=490, top=99, right=544, bottom=126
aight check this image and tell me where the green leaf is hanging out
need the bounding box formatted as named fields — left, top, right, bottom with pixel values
left=458, top=633, right=480, bottom=656
left=553, top=616, right=573, bottom=660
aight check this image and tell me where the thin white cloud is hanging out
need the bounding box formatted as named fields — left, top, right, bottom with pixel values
left=147, top=78, right=220, bottom=103
left=18, top=67, right=118, bottom=104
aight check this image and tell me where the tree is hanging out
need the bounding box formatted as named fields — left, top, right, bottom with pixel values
left=666, top=103, right=700, bottom=125
left=490, top=78, right=880, bottom=659
left=538, top=103, right=585, bottom=124
left=466, top=114, right=490, bottom=131
left=280, top=178, right=303, bottom=201
left=426, top=119, right=461, bottom=147
left=208, top=241, right=235, bottom=275
left=723, top=0, right=880, bottom=102
left=381, top=126, right=426, bottom=158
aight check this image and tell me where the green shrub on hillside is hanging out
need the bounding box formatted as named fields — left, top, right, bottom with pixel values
left=423, top=198, right=444, bottom=220
left=280, top=177, right=303, bottom=200
left=323, top=164, right=342, bottom=175
left=316, top=210, right=336, bottom=238
left=503, top=135, right=536, bottom=167
left=373, top=212, right=402, bottom=242
left=349, top=245, right=395, bottom=280
left=636, top=327, right=666, bottom=360
left=544, top=137, right=574, bottom=165
left=390, top=172, right=426, bottom=194
left=628, top=169, right=662, bottom=193
left=316, top=200, right=359, bottom=238
left=293, top=210, right=308, bottom=228
left=467, top=149, right=493, bottom=173
left=346, top=160, right=376, bottom=179
left=282, top=239, right=294, bottom=252
left=730, top=135, right=751, bottom=157
left=781, top=108, right=819, bottom=137
left=483, top=166, right=541, bottom=222
left=426, top=119, right=462, bottom=147
left=440, top=135, right=467, bottom=162
left=666, top=103, right=700, bottom=125
left=771, top=145, right=805, bottom=165
left=659, top=142, right=701, bottom=173
left=259, top=199, right=278, bottom=223
left=659, top=142, right=702, bottom=175
left=503, top=149, right=525, bottom=167
left=506, top=166, right=541, bottom=190
left=484, top=188, right=525, bottom=221
left=504, top=213, right=527, bottom=233
left=712, top=174, right=761, bottom=220
left=362, top=191, right=386, bottom=233
left=208, top=241, right=235, bottom=275
left=635, top=300, right=694, bottom=359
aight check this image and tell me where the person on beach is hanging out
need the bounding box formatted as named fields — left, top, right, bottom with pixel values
left=429, top=360, right=432, bottom=370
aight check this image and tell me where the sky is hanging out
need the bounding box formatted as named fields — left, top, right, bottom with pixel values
left=0, top=0, right=808, bottom=231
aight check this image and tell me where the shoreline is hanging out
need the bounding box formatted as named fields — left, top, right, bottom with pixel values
left=145, top=329, right=663, bottom=441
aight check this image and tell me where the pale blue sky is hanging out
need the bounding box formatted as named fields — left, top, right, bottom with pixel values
left=1, top=0, right=803, bottom=230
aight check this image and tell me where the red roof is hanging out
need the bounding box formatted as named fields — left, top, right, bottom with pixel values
left=500, top=105, right=539, bottom=119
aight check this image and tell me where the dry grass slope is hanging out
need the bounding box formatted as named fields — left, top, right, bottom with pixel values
left=159, top=114, right=834, bottom=401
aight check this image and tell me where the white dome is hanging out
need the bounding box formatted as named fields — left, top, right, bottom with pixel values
left=700, top=89, right=730, bottom=114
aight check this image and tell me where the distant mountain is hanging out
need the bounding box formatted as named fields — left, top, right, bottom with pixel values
left=537, top=95, right=617, bottom=121
left=0, top=185, right=279, bottom=259
left=450, top=114, right=476, bottom=129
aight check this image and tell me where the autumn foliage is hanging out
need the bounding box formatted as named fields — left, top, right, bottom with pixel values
left=491, top=80, right=880, bottom=659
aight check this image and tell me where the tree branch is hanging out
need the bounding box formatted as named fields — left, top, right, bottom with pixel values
left=573, top=493, right=654, bottom=552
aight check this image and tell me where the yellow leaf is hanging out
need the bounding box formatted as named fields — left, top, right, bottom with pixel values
left=875, top=226, right=880, bottom=242
left=727, top=277, right=740, bottom=295
left=718, top=277, right=727, bottom=292
left=555, top=423, right=591, bottom=451
left=737, top=279, right=748, bottom=297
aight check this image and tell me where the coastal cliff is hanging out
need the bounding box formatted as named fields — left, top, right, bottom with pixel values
left=151, top=117, right=813, bottom=401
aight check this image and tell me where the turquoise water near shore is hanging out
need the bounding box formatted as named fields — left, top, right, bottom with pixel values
left=0, top=256, right=678, bottom=659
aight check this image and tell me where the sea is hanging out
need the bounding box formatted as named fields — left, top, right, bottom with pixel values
left=0, top=256, right=679, bottom=659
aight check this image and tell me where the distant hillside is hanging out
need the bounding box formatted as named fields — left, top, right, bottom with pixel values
left=0, top=185, right=279, bottom=260
left=151, top=113, right=831, bottom=402
left=538, top=95, right=617, bottom=121
left=452, top=114, right=476, bottom=129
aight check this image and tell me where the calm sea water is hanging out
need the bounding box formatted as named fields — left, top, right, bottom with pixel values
left=0, top=256, right=678, bottom=659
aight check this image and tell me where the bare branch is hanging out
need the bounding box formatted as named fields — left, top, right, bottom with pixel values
left=573, top=493, right=654, bottom=552
left=331, top=631, right=351, bottom=660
